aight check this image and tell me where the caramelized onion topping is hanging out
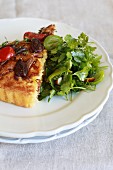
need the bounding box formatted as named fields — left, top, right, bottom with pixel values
left=38, top=24, right=55, bottom=35
left=15, top=46, right=28, bottom=55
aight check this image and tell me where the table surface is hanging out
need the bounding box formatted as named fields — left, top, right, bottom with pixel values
left=0, top=0, right=113, bottom=170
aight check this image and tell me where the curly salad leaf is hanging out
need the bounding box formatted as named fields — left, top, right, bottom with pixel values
left=39, top=32, right=106, bottom=101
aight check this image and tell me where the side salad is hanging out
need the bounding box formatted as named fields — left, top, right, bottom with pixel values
left=39, top=32, right=106, bottom=101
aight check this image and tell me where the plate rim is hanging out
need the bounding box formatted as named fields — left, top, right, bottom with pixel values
left=0, top=106, right=103, bottom=144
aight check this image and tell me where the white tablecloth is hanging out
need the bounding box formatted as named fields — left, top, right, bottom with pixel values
left=0, top=0, right=113, bottom=169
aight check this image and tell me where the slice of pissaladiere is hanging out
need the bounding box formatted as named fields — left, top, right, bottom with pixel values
left=0, top=24, right=55, bottom=107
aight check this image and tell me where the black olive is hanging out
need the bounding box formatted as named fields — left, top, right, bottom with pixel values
left=14, top=58, right=34, bottom=79
left=30, top=38, right=44, bottom=53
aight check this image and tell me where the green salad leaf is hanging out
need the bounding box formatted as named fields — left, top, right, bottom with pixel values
left=44, top=35, right=63, bottom=50
left=73, top=63, right=92, bottom=81
left=38, top=33, right=106, bottom=101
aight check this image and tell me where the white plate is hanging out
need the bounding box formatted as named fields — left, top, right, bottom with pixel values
left=0, top=107, right=103, bottom=144
left=0, top=18, right=113, bottom=138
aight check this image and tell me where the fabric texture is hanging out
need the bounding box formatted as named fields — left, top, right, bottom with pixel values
left=0, top=0, right=113, bottom=169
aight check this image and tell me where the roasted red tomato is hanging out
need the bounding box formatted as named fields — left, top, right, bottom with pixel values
left=0, top=46, right=15, bottom=62
left=23, top=32, right=47, bottom=41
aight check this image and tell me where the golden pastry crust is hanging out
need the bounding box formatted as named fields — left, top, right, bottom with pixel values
left=0, top=49, right=47, bottom=107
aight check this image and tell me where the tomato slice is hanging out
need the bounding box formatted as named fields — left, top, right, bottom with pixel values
left=23, top=32, right=47, bottom=40
left=0, top=46, right=15, bottom=62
